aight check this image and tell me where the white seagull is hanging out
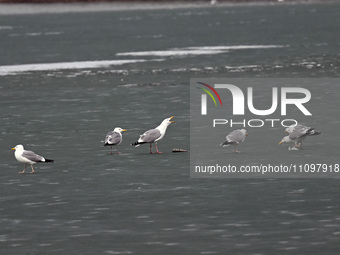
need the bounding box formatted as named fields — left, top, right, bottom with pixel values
left=131, top=116, right=175, bottom=154
left=104, top=127, right=127, bottom=154
left=11, top=144, right=54, bottom=174
left=220, top=129, right=248, bottom=153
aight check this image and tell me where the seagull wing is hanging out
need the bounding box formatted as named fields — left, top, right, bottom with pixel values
left=105, top=131, right=122, bottom=145
left=227, top=130, right=245, bottom=143
left=221, top=130, right=245, bottom=147
left=22, top=150, right=44, bottom=163
left=139, top=129, right=161, bottom=143
left=289, top=128, right=310, bottom=140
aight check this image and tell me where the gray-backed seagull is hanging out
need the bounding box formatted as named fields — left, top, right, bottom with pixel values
left=131, top=116, right=175, bottom=154
left=220, top=129, right=248, bottom=153
left=11, top=144, right=54, bottom=174
left=280, top=124, right=321, bottom=148
left=104, top=127, right=127, bottom=154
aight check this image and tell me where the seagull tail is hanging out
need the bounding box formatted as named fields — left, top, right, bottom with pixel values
left=309, top=130, right=321, bottom=136
left=44, top=158, right=54, bottom=163
left=131, top=141, right=143, bottom=147
left=220, top=141, right=231, bottom=147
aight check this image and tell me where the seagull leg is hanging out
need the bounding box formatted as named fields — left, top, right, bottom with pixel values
left=109, top=146, right=113, bottom=154
left=30, top=165, right=35, bottom=174
left=19, top=164, right=27, bottom=174
left=293, top=142, right=301, bottom=148
left=150, top=143, right=153, bottom=154
left=234, top=144, right=241, bottom=153
left=155, top=143, right=163, bottom=154
left=116, top=145, right=120, bottom=154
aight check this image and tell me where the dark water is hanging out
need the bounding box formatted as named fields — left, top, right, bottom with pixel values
left=0, top=3, right=340, bottom=254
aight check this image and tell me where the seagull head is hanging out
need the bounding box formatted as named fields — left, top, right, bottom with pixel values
left=114, top=127, right=127, bottom=133
left=11, top=144, right=24, bottom=151
left=279, top=136, right=291, bottom=145
left=163, top=116, right=175, bottom=125
left=240, top=129, right=248, bottom=136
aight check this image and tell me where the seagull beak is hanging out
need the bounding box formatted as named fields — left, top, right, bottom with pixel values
left=279, top=141, right=283, bottom=145
left=170, top=116, right=175, bottom=123
left=246, top=133, right=249, bottom=136
left=122, top=129, right=127, bottom=132
left=11, top=147, right=16, bottom=151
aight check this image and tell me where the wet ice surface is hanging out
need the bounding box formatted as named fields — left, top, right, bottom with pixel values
left=0, top=2, right=340, bottom=254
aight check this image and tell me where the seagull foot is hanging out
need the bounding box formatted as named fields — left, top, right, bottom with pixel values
left=19, top=171, right=25, bottom=174
left=234, top=150, right=241, bottom=153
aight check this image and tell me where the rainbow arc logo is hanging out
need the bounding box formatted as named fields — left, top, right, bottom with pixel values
left=197, top=82, right=222, bottom=115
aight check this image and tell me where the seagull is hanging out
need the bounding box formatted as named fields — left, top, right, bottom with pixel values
left=282, top=123, right=321, bottom=148
left=104, top=127, right=127, bottom=154
left=131, top=116, right=175, bottom=154
left=11, top=144, right=54, bottom=174
left=220, top=129, right=248, bottom=153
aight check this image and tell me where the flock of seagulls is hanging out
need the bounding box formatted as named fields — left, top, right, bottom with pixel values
left=279, top=123, right=321, bottom=148
left=11, top=118, right=320, bottom=173
left=11, top=117, right=175, bottom=173
left=221, top=123, right=321, bottom=153
left=103, top=116, right=175, bottom=154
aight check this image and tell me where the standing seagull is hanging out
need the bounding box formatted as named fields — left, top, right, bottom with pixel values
left=131, top=116, right=175, bottom=154
left=11, top=144, right=54, bottom=174
left=104, top=127, right=127, bottom=154
left=220, top=129, right=248, bottom=153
